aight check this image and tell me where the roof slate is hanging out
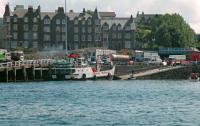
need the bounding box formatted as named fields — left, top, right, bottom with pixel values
left=101, top=17, right=136, bottom=30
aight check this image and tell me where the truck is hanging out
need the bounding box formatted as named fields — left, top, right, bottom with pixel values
left=0, top=49, right=11, bottom=62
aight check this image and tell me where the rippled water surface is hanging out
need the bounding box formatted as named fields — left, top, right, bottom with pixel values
left=1, top=80, right=200, bottom=125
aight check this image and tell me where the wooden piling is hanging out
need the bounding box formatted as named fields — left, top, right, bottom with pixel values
left=23, top=66, right=27, bottom=81
left=14, top=68, right=16, bottom=82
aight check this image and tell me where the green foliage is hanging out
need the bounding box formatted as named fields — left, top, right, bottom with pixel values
left=86, top=10, right=94, bottom=15
left=137, top=13, right=197, bottom=49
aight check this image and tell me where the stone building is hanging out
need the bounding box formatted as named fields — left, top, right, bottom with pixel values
left=3, top=5, right=136, bottom=51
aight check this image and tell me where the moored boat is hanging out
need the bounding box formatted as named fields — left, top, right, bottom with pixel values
left=49, top=54, right=115, bottom=80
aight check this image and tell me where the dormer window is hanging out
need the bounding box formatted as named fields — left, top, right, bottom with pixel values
left=56, top=19, right=60, bottom=24
left=95, top=19, right=100, bottom=25
left=117, top=25, right=122, bottom=31
left=103, top=25, right=109, bottom=31
left=33, top=17, right=37, bottom=23
left=87, top=19, right=91, bottom=25
left=82, top=20, right=85, bottom=25
left=24, top=17, right=28, bottom=23
left=74, top=19, right=78, bottom=25
left=112, top=25, right=116, bottom=31
left=44, top=18, right=50, bottom=24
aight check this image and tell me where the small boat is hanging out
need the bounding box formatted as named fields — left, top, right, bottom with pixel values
left=50, top=54, right=115, bottom=80
left=189, top=73, right=199, bottom=81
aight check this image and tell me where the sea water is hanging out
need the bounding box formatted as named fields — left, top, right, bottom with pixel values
left=0, top=80, right=200, bottom=126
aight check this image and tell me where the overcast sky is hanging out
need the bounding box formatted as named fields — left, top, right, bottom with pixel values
left=0, top=0, right=199, bottom=33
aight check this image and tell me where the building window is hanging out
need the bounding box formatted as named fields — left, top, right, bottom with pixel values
left=125, top=33, right=131, bottom=39
left=62, top=19, right=66, bottom=24
left=74, top=27, right=78, bottom=33
left=103, top=33, right=108, bottom=39
left=62, top=34, right=65, bottom=41
left=33, top=25, right=38, bottom=31
left=24, top=41, right=28, bottom=48
left=112, top=25, right=116, bottom=31
left=112, top=33, right=116, bottom=39
left=56, top=19, right=60, bottom=24
left=24, top=17, right=28, bottom=22
left=33, top=17, right=37, bottom=23
left=56, top=35, right=61, bottom=41
left=95, top=35, right=98, bottom=41
left=82, top=27, right=85, bottom=33
left=62, top=26, right=66, bottom=32
left=103, top=25, right=109, bottom=31
left=82, top=20, right=85, bottom=25
left=95, top=27, right=100, bottom=33
left=33, top=41, right=38, bottom=48
left=23, top=24, right=28, bottom=31
left=43, top=26, right=50, bottom=32
left=44, top=34, right=50, bottom=41
left=87, top=19, right=91, bottom=25
left=88, top=35, right=92, bottom=41
left=74, top=19, right=78, bottom=25
left=118, top=26, right=122, bottom=31
left=88, top=27, right=92, bottom=33
left=33, top=33, right=38, bottom=39
left=13, top=32, right=18, bottom=39
left=56, top=26, right=60, bottom=32
left=95, top=19, right=100, bottom=25
left=6, top=17, right=10, bottom=23
left=118, top=33, right=122, bottom=39
left=24, top=32, right=28, bottom=39
left=125, top=25, right=131, bottom=30
left=13, top=17, right=17, bottom=23
left=74, top=34, right=78, bottom=41
left=13, top=24, right=18, bottom=31
left=11, top=41, right=17, bottom=48
left=44, top=18, right=50, bottom=24
left=125, top=41, right=131, bottom=48
left=99, top=35, right=101, bottom=41
left=82, top=35, right=85, bottom=41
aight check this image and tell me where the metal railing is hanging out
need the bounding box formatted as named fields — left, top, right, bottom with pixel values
left=0, top=59, right=53, bottom=69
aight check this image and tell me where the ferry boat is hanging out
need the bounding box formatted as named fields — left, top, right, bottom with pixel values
left=50, top=55, right=115, bottom=80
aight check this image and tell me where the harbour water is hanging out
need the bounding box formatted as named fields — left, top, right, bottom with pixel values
left=0, top=80, right=200, bottom=125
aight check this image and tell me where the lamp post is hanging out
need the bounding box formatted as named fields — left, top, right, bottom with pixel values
left=65, top=0, right=68, bottom=53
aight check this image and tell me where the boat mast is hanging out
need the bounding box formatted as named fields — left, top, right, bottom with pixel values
left=65, top=0, right=68, bottom=53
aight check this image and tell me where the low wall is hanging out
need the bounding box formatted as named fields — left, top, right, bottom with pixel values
left=137, top=65, right=200, bottom=80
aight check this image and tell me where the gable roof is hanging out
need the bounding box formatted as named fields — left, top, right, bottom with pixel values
left=12, top=9, right=28, bottom=17
left=67, top=12, right=80, bottom=20
left=41, top=12, right=56, bottom=19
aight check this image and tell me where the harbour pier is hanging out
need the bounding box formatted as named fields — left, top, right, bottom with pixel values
left=0, top=59, right=52, bottom=82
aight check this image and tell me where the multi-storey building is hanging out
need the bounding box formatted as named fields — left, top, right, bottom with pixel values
left=3, top=4, right=136, bottom=51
